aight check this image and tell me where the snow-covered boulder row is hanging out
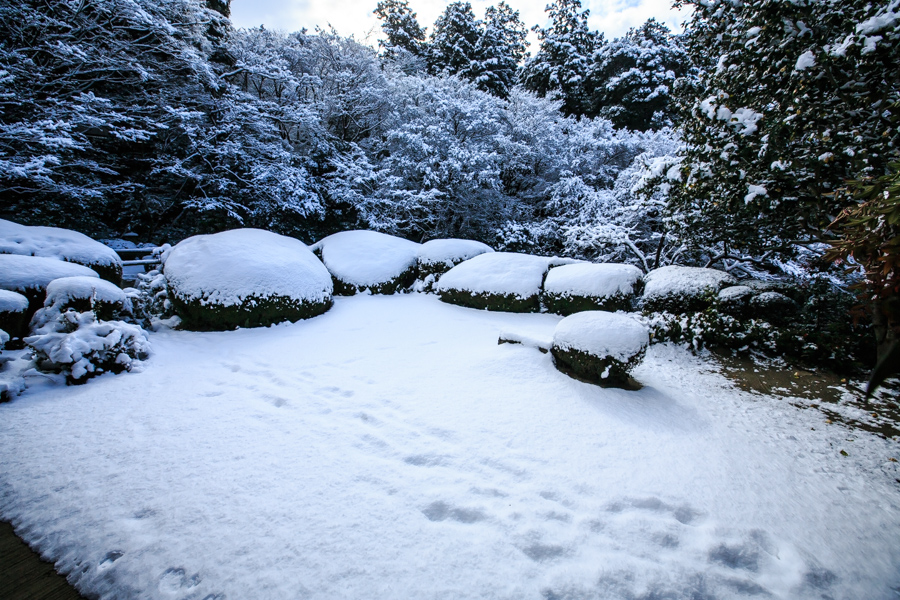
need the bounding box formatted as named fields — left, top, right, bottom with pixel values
left=551, top=311, right=649, bottom=388
left=543, top=263, right=644, bottom=315
left=749, top=291, right=798, bottom=323
left=437, top=252, right=576, bottom=313
left=417, top=239, right=494, bottom=279
left=0, top=254, right=100, bottom=314
left=716, top=285, right=754, bottom=318
left=0, top=290, right=29, bottom=343
left=0, top=219, right=122, bottom=283
left=311, top=230, right=420, bottom=295
left=165, top=229, right=333, bottom=331
left=641, top=266, right=737, bottom=313
left=42, top=276, right=128, bottom=321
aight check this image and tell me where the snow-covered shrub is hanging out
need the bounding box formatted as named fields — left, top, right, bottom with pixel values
left=0, top=219, right=122, bottom=283
left=0, top=290, right=29, bottom=343
left=0, top=254, right=99, bottom=315
left=130, top=269, right=175, bottom=325
left=749, top=292, right=798, bottom=323
left=26, top=309, right=151, bottom=384
left=417, top=239, right=494, bottom=279
left=437, top=252, right=577, bottom=312
left=165, top=229, right=333, bottom=331
left=312, top=230, right=420, bottom=295
left=716, top=285, right=754, bottom=318
left=641, top=265, right=736, bottom=313
left=551, top=311, right=649, bottom=388
left=542, top=263, right=643, bottom=315
left=39, top=277, right=128, bottom=321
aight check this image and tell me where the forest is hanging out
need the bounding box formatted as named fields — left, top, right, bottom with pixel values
left=0, top=0, right=898, bottom=371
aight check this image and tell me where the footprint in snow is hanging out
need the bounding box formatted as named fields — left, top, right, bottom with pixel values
left=97, top=551, right=123, bottom=571
left=422, top=500, right=486, bottom=524
left=158, top=568, right=201, bottom=594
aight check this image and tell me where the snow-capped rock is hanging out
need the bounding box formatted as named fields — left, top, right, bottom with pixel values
left=642, top=265, right=737, bottom=313
left=311, top=230, right=420, bottom=295
left=551, top=311, right=649, bottom=388
left=165, top=228, right=333, bottom=330
left=543, top=263, right=643, bottom=315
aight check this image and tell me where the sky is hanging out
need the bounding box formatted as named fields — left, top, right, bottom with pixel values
left=230, top=0, right=691, bottom=51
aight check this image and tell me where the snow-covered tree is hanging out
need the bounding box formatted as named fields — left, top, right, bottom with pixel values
left=428, top=2, right=482, bottom=79
left=588, top=19, right=691, bottom=131
left=519, top=0, right=600, bottom=117
left=470, top=2, right=528, bottom=98
left=662, top=0, right=900, bottom=259
left=374, top=0, right=427, bottom=70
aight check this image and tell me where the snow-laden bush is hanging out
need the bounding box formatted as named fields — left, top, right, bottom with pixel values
left=437, top=252, right=577, bottom=312
left=0, top=254, right=100, bottom=315
left=0, top=219, right=122, bottom=283
left=417, top=239, right=494, bottom=279
left=551, top=311, right=649, bottom=388
left=312, top=230, right=420, bottom=295
left=0, top=290, right=29, bottom=343
left=542, top=263, right=643, bottom=315
left=40, top=276, right=128, bottom=321
left=129, top=269, right=176, bottom=326
left=165, top=229, right=333, bottom=331
left=641, top=265, right=736, bottom=313
left=26, top=309, right=151, bottom=384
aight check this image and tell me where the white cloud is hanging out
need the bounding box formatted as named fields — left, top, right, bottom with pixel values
left=230, top=0, right=691, bottom=51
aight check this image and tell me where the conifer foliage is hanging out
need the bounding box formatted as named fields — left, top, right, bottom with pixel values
left=664, top=0, right=900, bottom=256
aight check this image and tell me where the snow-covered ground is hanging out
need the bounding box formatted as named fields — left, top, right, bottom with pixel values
left=1, top=294, right=898, bottom=600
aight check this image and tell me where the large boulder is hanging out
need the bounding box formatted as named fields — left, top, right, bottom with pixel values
left=0, top=290, right=29, bottom=344
left=0, top=254, right=100, bottom=315
left=437, top=252, right=577, bottom=313
left=543, top=263, right=644, bottom=315
left=642, top=266, right=737, bottom=313
left=417, top=239, right=494, bottom=279
left=165, top=229, right=333, bottom=331
left=716, top=285, right=755, bottom=318
left=551, top=311, right=649, bottom=388
left=0, top=219, right=122, bottom=283
left=311, top=230, right=420, bottom=295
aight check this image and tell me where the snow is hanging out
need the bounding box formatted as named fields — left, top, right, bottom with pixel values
left=0, top=294, right=898, bottom=599
left=0, top=218, right=121, bottom=272
left=745, top=184, right=768, bottom=204
left=0, top=254, right=99, bottom=293
left=164, top=229, right=332, bottom=306
left=643, top=266, right=736, bottom=302
left=543, top=263, right=643, bottom=299
left=856, top=1, right=900, bottom=35
left=0, top=289, right=28, bottom=313
left=417, top=238, right=494, bottom=269
left=45, top=276, right=126, bottom=308
left=552, top=311, right=649, bottom=363
left=436, top=252, right=570, bottom=299
left=794, top=50, right=816, bottom=71
left=311, top=230, right=420, bottom=289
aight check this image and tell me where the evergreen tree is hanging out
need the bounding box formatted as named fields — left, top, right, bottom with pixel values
left=519, top=0, right=600, bottom=117
left=470, top=2, right=528, bottom=99
left=588, top=19, right=691, bottom=131
left=662, top=0, right=899, bottom=257
left=428, top=2, right=482, bottom=78
left=374, top=0, right=426, bottom=62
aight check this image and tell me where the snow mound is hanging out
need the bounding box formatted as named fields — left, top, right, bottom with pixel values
left=164, top=229, right=333, bottom=331
left=0, top=219, right=122, bottom=282
left=312, top=230, right=421, bottom=294
left=642, top=265, right=737, bottom=313
left=551, top=311, right=649, bottom=387
left=0, top=290, right=29, bottom=341
left=0, top=290, right=28, bottom=314
left=437, top=252, right=572, bottom=313
left=417, top=238, right=494, bottom=277
left=0, top=254, right=99, bottom=315
left=42, top=277, right=128, bottom=321
left=543, top=263, right=643, bottom=315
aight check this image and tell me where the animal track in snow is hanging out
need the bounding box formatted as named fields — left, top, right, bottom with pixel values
left=158, top=567, right=201, bottom=594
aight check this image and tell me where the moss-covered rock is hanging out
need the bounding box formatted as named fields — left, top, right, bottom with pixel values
left=164, top=229, right=333, bottom=331
left=168, top=292, right=333, bottom=331
left=438, top=288, right=540, bottom=313
left=716, top=285, right=755, bottom=318
left=551, top=311, right=649, bottom=389
left=641, top=266, right=736, bottom=313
